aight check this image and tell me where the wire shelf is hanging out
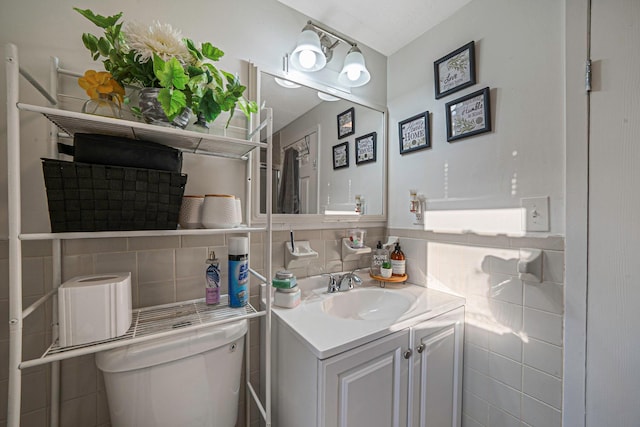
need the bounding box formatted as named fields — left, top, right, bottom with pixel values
left=17, top=103, right=267, bottom=159
left=21, top=296, right=262, bottom=369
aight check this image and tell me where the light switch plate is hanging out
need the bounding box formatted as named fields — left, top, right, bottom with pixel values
left=521, top=196, right=550, bottom=232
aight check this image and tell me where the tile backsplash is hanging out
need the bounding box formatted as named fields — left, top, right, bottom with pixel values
left=0, top=227, right=562, bottom=427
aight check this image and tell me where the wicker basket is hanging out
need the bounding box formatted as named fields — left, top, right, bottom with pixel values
left=42, top=159, right=187, bottom=232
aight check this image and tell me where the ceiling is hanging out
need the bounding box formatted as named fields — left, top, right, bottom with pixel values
left=277, top=0, right=474, bottom=56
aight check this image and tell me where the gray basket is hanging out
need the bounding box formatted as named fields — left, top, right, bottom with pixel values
left=42, top=158, right=187, bottom=232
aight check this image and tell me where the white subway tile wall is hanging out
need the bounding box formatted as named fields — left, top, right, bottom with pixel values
left=522, top=393, right=562, bottom=427
left=389, top=228, right=564, bottom=427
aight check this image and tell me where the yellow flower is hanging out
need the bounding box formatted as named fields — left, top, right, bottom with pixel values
left=78, top=70, right=125, bottom=102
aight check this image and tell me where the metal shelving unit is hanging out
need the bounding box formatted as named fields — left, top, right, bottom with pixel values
left=21, top=295, right=262, bottom=369
left=17, top=103, right=268, bottom=159
left=4, top=43, right=274, bottom=427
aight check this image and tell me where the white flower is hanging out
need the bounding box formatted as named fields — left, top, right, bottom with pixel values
left=125, top=21, right=192, bottom=64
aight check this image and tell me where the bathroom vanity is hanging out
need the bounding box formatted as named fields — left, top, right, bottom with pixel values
left=269, top=275, right=465, bottom=427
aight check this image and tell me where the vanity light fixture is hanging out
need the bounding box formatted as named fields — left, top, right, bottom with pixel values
left=290, top=23, right=330, bottom=72
left=274, top=77, right=301, bottom=89
left=317, top=91, right=339, bottom=101
left=338, top=46, right=371, bottom=87
left=290, top=20, right=371, bottom=87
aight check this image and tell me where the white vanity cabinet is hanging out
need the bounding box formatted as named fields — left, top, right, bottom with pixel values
left=410, top=307, right=464, bottom=427
left=271, top=306, right=464, bottom=427
left=320, top=330, right=409, bottom=427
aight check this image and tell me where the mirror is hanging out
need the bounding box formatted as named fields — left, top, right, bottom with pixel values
left=257, top=70, right=386, bottom=218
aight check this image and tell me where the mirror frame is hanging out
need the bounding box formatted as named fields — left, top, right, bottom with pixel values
left=248, top=63, right=388, bottom=228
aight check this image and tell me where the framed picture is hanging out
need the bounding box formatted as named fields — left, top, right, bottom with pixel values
left=398, top=111, right=430, bottom=154
left=332, top=141, right=349, bottom=169
left=445, top=87, right=491, bottom=142
left=337, top=107, right=355, bottom=139
left=434, top=41, right=476, bottom=99
left=355, top=132, right=377, bottom=165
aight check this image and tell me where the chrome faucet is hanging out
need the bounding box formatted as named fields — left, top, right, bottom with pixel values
left=326, top=270, right=363, bottom=293
left=339, top=270, right=363, bottom=291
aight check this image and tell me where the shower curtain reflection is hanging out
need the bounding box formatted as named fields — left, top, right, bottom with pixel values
left=278, top=148, right=300, bottom=214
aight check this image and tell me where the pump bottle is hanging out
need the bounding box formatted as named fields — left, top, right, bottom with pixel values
left=390, top=242, right=406, bottom=277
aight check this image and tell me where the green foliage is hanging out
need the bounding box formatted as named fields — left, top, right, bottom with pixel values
left=201, top=43, right=224, bottom=61
left=74, top=8, right=258, bottom=126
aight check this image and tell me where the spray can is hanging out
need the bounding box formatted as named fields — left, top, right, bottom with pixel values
left=228, top=237, right=249, bottom=307
left=205, top=251, right=220, bottom=305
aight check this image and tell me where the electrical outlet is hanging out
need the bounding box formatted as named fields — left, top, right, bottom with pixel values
left=521, top=196, right=550, bottom=232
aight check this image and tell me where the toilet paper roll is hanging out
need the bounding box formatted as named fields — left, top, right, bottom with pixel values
left=58, top=272, right=132, bottom=347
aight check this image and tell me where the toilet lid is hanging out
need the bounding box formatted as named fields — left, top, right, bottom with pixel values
left=96, top=319, right=247, bottom=373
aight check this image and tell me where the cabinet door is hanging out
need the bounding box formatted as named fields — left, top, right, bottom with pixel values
left=410, top=307, right=464, bottom=427
left=319, top=330, right=409, bottom=427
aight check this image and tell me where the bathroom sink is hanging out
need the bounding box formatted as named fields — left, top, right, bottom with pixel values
left=321, top=288, right=414, bottom=321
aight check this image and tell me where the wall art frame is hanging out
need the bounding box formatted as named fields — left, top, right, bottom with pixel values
left=398, top=111, right=430, bottom=154
left=355, top=132, right=377, bottom=165
left=332, top=141, right=349, bottom=169
left=434, top=41, right=476, bottom=99
left=337, top=107, right=355, bottom=139
left=445, top=87, right=491, bottom=142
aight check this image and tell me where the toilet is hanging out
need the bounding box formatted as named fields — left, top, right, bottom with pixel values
left=96, top=319, right=247, bottom=427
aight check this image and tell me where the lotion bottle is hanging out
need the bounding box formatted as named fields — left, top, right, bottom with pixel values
left=205, top=251, right=220, bottom=305
left=390, top=242, right=406, bottom=277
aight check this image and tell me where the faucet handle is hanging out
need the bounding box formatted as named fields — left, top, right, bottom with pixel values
left=323, top=273, right=340, bottom=293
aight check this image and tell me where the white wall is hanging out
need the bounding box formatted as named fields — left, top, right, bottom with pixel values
left=0, top=0, right=387, bottom=235
left=387, top=0, right=564, bottom=235
left=278, top=100, right=385, bottom=215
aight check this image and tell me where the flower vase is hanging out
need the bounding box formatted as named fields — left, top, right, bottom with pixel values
left=187, top=112, right=211, bottom=134
left=82, top=93, right=122, bottom=119
left=138, top=87, right=192, bottom=129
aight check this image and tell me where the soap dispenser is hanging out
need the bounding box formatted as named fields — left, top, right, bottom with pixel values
left=390, top=242, right=406, bottom=277
left=370, top=241, right=389, bottom=276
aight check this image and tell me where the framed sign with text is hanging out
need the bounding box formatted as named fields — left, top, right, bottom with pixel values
left=355, top=132, right=377, bottom=165
left=434, top=41, right=476, bottom=99
left=337, top=107, right=355, bottom=139
left=332, top=141, right=349, bottom=169
left=399, top=111, right=430, bottom=154
left=445, top=87, right=491, bottom=142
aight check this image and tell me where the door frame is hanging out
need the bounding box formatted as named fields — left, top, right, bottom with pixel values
left=564, top=0, right=589, bottom=425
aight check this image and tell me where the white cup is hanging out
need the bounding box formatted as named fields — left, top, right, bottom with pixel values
left=202, top=194, right=238, bottom=228
left=178, top=195, right=204, bottom=229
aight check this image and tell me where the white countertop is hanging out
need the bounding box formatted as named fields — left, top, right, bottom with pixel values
left=270, top=274, right=466, bottom=359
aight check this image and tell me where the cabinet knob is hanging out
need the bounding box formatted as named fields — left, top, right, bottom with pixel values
left=403, top=349, right=412, bottom=359
left=416, top=344, right=425, bottom=354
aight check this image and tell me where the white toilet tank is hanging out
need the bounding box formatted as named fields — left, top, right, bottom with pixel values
left=96, top=319, right=247, bottom=427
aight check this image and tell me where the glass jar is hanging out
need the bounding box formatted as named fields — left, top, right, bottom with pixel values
left=82, top=93, right=122, bottom=118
